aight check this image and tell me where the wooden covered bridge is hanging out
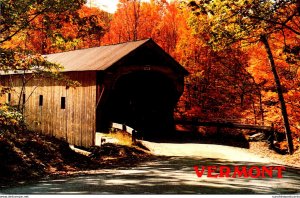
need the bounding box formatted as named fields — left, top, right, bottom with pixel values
left=0, top=39, right=188, bottom=147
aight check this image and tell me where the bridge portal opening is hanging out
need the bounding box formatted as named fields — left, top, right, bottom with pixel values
left=107, top=71, right=178, bottom=138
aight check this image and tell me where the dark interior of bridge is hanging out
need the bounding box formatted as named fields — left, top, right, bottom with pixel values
left=106, top=71, right=178, bottom=139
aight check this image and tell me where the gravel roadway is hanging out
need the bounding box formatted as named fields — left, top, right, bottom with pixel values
left=2, top=141, right=300, bottom=194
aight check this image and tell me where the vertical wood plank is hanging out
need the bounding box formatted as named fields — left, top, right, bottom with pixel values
left=1, top=72, right=97, bottom=147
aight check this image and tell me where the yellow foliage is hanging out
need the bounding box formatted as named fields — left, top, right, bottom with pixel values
left=0, top=104, right=24, bottom=132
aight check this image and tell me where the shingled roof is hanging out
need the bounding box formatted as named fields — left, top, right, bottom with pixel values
left=43, top=39, right=188, bottom=74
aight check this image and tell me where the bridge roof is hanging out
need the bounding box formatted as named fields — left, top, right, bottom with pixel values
left=43, top=39, right=188, bottom=75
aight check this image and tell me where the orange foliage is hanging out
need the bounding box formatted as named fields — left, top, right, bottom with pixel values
left=3, top=0, right=300, bottom=139
left=3, top=5, right=111, bottom=54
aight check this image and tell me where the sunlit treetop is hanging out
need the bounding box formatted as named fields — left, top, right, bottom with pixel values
left=0, top=0, right=86, bottom=44
left=188, top=0, right=300, bottom=49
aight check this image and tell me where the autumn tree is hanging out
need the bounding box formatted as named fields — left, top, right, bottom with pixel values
left=151, top=1, right=181, bottom=54
left=103, top=0, right=178, bottom=46
left=2, top=5, right=111, bottom=54
left=188, top=0, right=300, bottom=154
left=0, top=0, right=86, bottom=45
left=103, top=0, right=142, bottom=43
left=0, top=0, right=86, bottom=113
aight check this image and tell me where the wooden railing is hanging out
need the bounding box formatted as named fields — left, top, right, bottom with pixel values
left=175, top=119, right=279, bottom=150
left=174, top=119, right=274, bottom=132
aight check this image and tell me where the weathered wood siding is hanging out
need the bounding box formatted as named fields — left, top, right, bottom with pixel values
left=0, top=71, right=96, bottom=147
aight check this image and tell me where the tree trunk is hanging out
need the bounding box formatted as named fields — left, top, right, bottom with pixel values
left=260, top=35, right=294, bottom=154
left=251, top=97, right=257, bottom=125
left=259, top=91, right=264, bottom=125
left=132, top=0, right=140, bottom=41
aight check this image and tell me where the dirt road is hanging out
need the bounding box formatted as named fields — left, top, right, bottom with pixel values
left=2, top=142, right=300, bottom=194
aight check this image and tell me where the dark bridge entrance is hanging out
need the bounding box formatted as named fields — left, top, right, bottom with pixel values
left=107, top=71, right=178, bottom=138
left=94, top=39, right=188, bottom=139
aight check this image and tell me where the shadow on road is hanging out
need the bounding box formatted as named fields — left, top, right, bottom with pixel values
left=2, top=156, right=300, bottom=194
left=143, top=129, right=250, bottom=149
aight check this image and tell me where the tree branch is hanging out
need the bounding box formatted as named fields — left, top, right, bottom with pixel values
left=0, top=8, right=48, bottom=44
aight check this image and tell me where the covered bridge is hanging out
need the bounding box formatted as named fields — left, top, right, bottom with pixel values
left=0, top=39, right=188, bottom=147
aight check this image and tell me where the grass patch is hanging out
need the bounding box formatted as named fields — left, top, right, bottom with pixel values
left=106, top=130, right=133, bottom=146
